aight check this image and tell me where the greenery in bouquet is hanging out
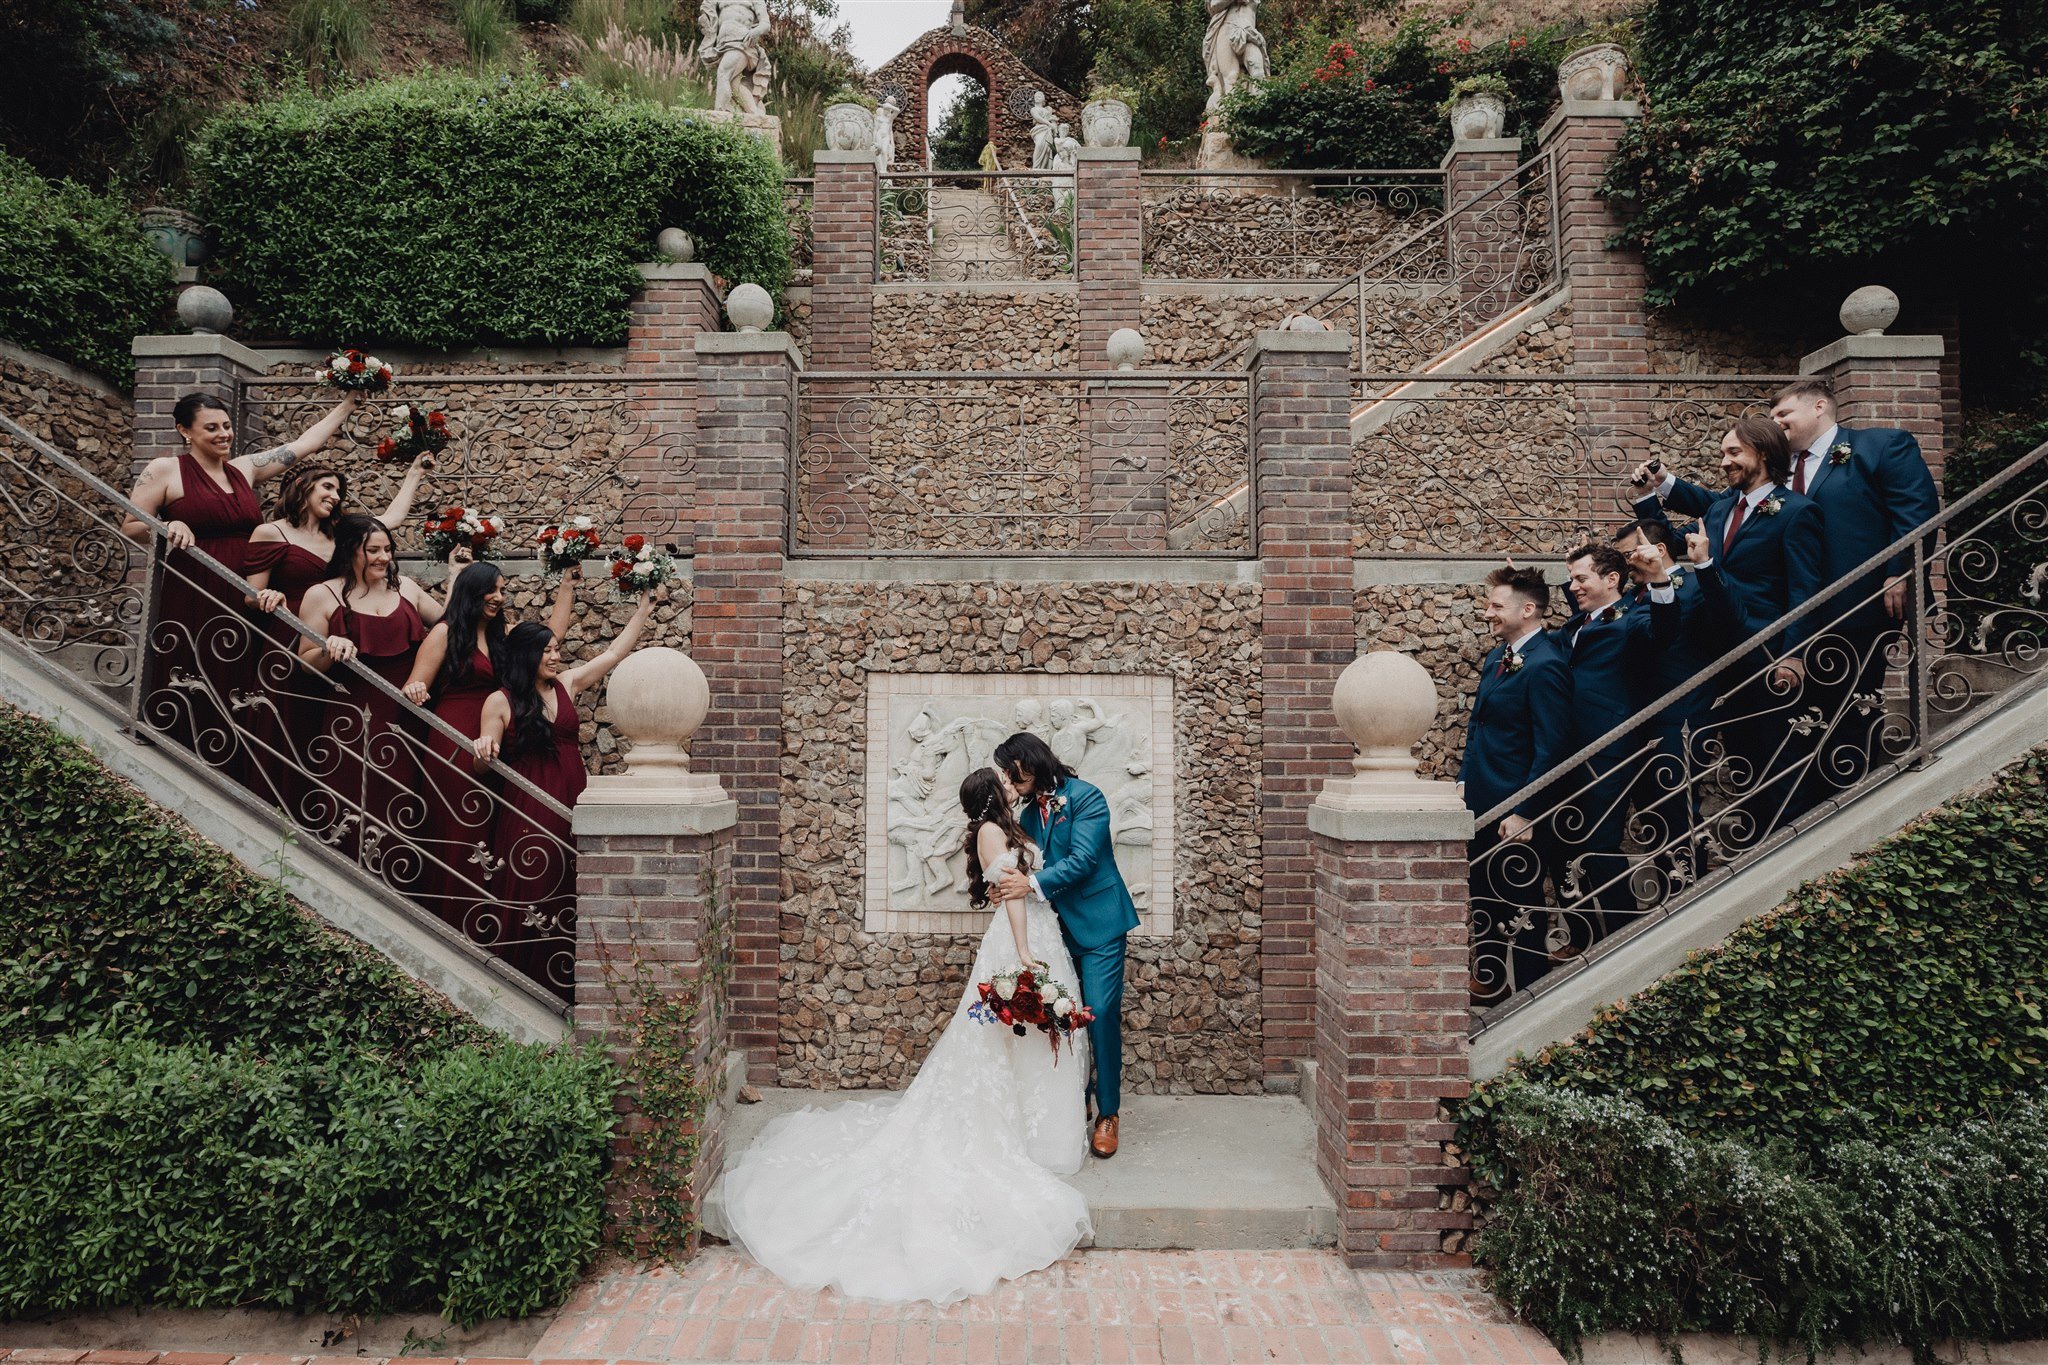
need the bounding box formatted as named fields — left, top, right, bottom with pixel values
left=421, top=506, right=503, bottom=561
left=606, top=533, right=674, bottom=602
left=314, top=347, right=395, bottom=393
left=374, top=403, right=449, bottom=464
left=537, top=516, right=602, bottom=583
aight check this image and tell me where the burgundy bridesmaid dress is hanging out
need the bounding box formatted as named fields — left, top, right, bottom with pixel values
left=140, top=451, right=267, bottom=780
left=421, top=645, right=502, bottom=931
left=242, top=540, right=333, bottom=817
left=305, top=588, right=427, bottom=889
left=490, top=679, right=585, bottom=999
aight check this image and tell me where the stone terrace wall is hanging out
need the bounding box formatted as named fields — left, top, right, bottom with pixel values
left=1, top=344, right=130, bottom=480
left=1141, top=183, right=1431, bottom=281
left=781, top=579, right=1264, bottom=1094
left=874, top=290, right=1078, bottom=370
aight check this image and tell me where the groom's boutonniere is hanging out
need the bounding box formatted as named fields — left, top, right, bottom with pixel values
left=1829, top=440, right=1853, bottom=466
left=1048, top=793, right=1068, bottom=817
left=1758, top=493, right=1785, bottom=517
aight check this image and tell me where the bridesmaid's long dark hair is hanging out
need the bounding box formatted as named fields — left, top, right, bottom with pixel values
left=434, top=562, right=507, bottom=700
left=960, top=767, right=1033, bottom=909
left=322, top=513, right=391, bottom=597
left=496, top=620, right=557, bottom=761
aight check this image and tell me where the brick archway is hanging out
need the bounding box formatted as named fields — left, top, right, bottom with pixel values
left=867, top=25, right=1080, bottom=173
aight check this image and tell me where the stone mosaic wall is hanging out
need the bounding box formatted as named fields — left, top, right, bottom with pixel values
left=1140, top=182, right=1432, bottom=282
left=873, top=290, right=1078, bottom=370
left=781, top=579, right=1264, bottom=1094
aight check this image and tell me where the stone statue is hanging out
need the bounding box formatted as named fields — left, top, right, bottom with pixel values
left=872, top=94, right=901, bottom=173
left=1050, top=123, right=1081, bottom=213
left=698, top=0, right=770, bottom=116
left=1029, top=90, right=1058, bottom=170
left=1202, top=0, right=1269, bottom=114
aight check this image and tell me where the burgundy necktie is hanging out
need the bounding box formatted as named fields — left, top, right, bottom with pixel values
left=1036, top=794, right=1052, bottom=824
left=1724, top=496, right=1748, bottom=548
left=1793, top=452, right=1809, bottom=494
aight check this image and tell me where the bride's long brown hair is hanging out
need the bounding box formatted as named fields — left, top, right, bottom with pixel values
left=960, top=767, right=1034, bottom=909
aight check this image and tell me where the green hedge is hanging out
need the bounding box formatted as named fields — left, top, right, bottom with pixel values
left=0, top=1031, right=613, bottom=1325
left=1472, top=1083, right=2048, bottom=1355
left=192, top=71, right=789, bottom=349
left=1464, top=744, right=2048, bottom=1152
left=0, top=703, right=487, bottom=1061
left=0, top=153, right=170, bottom=384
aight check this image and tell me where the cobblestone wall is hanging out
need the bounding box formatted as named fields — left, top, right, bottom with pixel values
left=781, top=579, right=1264, bottom=1094
left=1141, top=182, right=1431, bottom=281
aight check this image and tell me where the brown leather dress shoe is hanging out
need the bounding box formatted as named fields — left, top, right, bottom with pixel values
left=1090, top=1114, right=1119, bottom=1159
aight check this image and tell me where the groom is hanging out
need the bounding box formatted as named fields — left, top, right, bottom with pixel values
left=991, top=732, right=1140, bottom=1158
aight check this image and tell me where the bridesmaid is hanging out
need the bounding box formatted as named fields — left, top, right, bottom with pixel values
left=474, top=593, right=656, bottom=996
left=242, top=455, right=434, bottom=814
left=122, top=391, right=356, bottom=772
left=400, top=561, right=577, bottom=930
left=296, top=515, right=445, bottom=886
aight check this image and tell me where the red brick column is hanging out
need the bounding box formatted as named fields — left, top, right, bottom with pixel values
left=803, top=150, right=877, bottom=546
left=573, top=759, right=738, bottom=1245
left=1251, top=323, right=1360, bottom=1085
left=1799, top=322, right=1947, bottom=492
left=1076, top=148, right=1142, bottom=373
left=130, top=334, right=271, bottom=484
left=624, top=263, right=722, bottom=553
left=691, top=330, right=797, bottom=1082
left=1440, top=136, right=1523, bottom=317
left=1309, top=652, right=1476, bottom=1268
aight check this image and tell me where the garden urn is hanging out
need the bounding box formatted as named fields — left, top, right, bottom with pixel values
left=1081, top=98, right=1133, bottom=149
left=1448, top=92, right=1507, bottom=142
left=823, top=102, right=876, bottom=154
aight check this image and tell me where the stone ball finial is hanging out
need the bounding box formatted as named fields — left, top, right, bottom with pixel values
left=1332, top=651, right=1438, bottom=781
left=726, top=282, right=775, bottom=332
left=1279, top=313, right=1329, bottom=332
left=1839, top=285, right=1900, bottom=337
left=1105, top=327, right=1146, bottom=370
left=602, top=645, right=727, bottom=802
left=656, top=227, right=697, bottom=263
left=176, top=285, right=233, bottom=335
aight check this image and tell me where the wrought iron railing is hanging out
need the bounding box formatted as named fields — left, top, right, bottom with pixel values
left=1468, top=439, right=2048, bottom=1019
left=1139, top=168, right=1442, bottom=281
left=784, top=177, right=814, bottom=286
left=878, top=171, right=1076, bottom=284
left=1349, top=372, right=1795, bottom=556
left=239, top=371, right=688, bottom=557
left=790, top=370, right=1251, bottom=555
left=0, top=410, right=578, bottom=999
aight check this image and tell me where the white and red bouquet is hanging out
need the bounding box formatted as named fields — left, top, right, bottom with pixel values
left=421, top=506, right=503, bottom=560
left=968, top=963, right=1094, bottom=1057
left=606, top=533, right=674, bottom=601
left=537, top=515, right=601, bottom=582
left=375, top=404, right=449, bottom=464
left=314, top=348, right=395, bottom=393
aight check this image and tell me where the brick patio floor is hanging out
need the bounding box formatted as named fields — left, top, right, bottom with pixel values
left=0, top=1249, right=1562, bottom=1364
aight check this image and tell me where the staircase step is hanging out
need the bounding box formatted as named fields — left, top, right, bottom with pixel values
left=702, top=1091, right=1338, bottom=1251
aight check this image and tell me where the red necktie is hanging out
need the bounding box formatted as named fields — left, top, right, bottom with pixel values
left=1724, top=496, right=1747, bottom=548
left=1792, top=452, right=1809, bottom=494
left=1036, top=794, right=1052, bottom=823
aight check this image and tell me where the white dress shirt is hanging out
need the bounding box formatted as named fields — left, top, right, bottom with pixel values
left=1790, top=422, right=1840, bottom=495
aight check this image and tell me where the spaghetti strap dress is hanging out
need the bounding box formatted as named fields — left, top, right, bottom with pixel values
left=421, top=646, right=503, bottom=936
left=306, top=588, right=427, bottom=888
left=242, top=538, right=334, bottom=818
left=489, top=679, right=585, bottom=999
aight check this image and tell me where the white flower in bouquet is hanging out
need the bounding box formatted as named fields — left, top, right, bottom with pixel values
left=994, top=974, right=1018, bottom=1001
left=390, top=404, right=413, bottom=421
left=1054, top=997, right=1074, bottom=1018
left=571, top=515, right=593, bottom=531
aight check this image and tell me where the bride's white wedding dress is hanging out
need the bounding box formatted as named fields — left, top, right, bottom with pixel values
left=717, top=846, right=1092, bottom=1303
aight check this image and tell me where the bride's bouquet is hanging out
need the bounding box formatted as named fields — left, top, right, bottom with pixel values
left=968, top=963, right=1094, bottom=1056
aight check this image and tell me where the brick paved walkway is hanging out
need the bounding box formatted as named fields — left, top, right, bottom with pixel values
left=0, top=1249, right=1563, bottom=1364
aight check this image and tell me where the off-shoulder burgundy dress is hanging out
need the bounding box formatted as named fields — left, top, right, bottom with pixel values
left=242, top=538, right=334, bottom=817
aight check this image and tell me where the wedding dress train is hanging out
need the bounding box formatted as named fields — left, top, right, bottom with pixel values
left=717, top=848, right=1092, bottom=1303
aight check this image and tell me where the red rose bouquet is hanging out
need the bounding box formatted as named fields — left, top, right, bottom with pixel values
left=537, top=515, right=602, bottom=582
left=374, top=404, right=450, bottom=464
left=968, top=963, right=1093, bottom=1057
left=422, top=506, right=503, bottom=560
left=313, top=348, right=394, bottom=393
left=606, top=533, right=674, bottom=601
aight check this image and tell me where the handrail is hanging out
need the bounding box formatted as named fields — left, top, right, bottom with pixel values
left=1476, top=437, right=2048, bottom=831
left=0, top=409, right=573, bottom=820
left=977, top=144, right=1048, bottom=253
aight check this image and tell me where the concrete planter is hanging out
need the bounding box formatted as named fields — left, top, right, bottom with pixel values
left=1448, top=92, right=1507, bottom=142
left=823, top=101, right=875, bottom=153
left=139, top=206, right=209, bottom=267
left=1082, top=98, right=1133, bottom=149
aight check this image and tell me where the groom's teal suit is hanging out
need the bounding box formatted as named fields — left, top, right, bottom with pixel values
left=1020, top=776, right=1140, bottom=1118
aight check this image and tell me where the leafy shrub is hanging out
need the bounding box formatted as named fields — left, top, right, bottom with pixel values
left=0, top=0, right=178, bottom=183
left=192, top=71, right=789, bottom=349
left=0, top=703, right=485, bottom=1061
left=1471, top=1083, right=2048, bottom=1354
left=0, top=155, right=171, bottom=385
left=1464, top=745, right=2048, bottom=1152
left=0, top=1031, right=614, bottom=1325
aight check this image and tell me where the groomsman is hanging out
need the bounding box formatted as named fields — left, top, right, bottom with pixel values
left=1460, top=564, right=1571, bottom=997
left=1769, top=378, right=1941, bottom=807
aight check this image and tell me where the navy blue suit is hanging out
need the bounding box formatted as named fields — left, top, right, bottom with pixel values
left=1799, top=425, right=1941, bottom=635
left=1644, top=483, right=1826, bottom=649
left=1624, top=564, right=1739, bottom=868
left=1462, top=631, right=1572, bottom=997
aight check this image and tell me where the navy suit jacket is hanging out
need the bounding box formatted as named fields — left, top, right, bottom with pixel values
left=1020, top=776, right=1140, bottom=951
left=1459, top=629, right=1571, bottom=822
left=1551, top=593, right=1677, bottom=765
left=1628, top=563, right=1737, bottom=735
left=1639, top=486, right=1826, bottom=648
left=1795, top=425, right=1941, bottom=632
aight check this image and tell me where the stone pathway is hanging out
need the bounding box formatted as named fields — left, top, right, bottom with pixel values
left=0, top=1249, right=1563, bottom=1364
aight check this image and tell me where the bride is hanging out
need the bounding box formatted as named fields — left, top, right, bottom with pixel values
left=716, top=767, right=1093, bottom=1303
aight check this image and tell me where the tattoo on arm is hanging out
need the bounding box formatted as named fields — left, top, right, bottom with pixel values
left=247, top=446, right=299, bottom=470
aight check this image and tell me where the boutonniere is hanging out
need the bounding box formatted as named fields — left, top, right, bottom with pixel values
left=1049, top=794, right=1068, bottom=817
left=1596, top=603, right=1624, bottom=624
left=1758, top=494, right=1785, bottom=517
left=1501, top=649, right=1524, bottom=675
left=1667, top=566, right=1686, bottom=586
left=1829, top=440, right=1853, bottom=466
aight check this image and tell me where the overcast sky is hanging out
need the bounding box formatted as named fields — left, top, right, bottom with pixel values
left=840, top=0, right=955, bottom=70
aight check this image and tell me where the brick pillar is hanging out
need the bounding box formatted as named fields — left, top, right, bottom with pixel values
left=691, top=329, right=797, bottom=1082
left=803, top=150, right=877, bottom=547
left=1439, top=136, right=1523, bottom=316
left=1251, top=324, right=1359, bottom=1085
left=572, top=702, right=739, bottom=1247
left=624, top=263, right=722, bottom=554
left=1799, top=315, right=1948, bottom=492
left=1309, top=652, right=1476, bottom=1268
left=1076, top=148, right=1142, bottom=372
left=130, top=333, right=271, bottom=484
left=1539, top=50, right=1651, bottom=517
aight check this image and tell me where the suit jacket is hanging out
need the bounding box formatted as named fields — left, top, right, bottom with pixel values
left=1552, top=591, right=1681, bottom=766
left=1639, top=486, right=1826, bottom=648
left=1020, top=776, right=1139, bottom=951
left=1630, top=562, right=1738, bottom=736
left=1459, top=630, right=1572, bottom=822
left=1796, top=425, right=1940, bottom=634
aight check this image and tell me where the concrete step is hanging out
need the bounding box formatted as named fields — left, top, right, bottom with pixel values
left=702, top=1090, right=1338, bottom=1251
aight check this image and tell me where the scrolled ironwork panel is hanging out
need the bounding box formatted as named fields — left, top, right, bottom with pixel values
left=879, top=173, right=1075, bottom=284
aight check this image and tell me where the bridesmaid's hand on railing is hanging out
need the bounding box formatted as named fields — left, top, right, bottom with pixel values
left=323, top=635, right=358, bottom=664
left=163, top=520, right=196, bottom=550
left=253, top=589, right=285, bottom=614
left=402, top=680, right=430, bottom=705
left=472, top=734, right=500, bottom=765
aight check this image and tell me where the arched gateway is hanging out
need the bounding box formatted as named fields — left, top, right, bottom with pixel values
left=865, top=8, right=1081, bottom=172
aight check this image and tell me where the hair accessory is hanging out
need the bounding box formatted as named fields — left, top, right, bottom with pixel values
left=277, top=460, right=350, bottom=515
